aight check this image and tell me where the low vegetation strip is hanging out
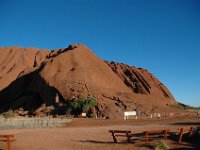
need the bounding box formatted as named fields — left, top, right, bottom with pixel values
left=0, top=117, right=71, bottom=129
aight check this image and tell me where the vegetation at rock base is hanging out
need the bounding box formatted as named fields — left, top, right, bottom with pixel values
left=1, top=109, right=15, bottom=118
left=65, top=97, right=97, bottom=116
left=167, top=102, right=200, bottom=110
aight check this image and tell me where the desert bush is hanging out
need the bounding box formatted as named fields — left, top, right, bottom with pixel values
left=167, top=103, right=200, bottom=110
left=154, top=140, right=169, bottom=150
left=2, top=109, right=15, bottom=118
left=66, top=97, right=97, bottom=115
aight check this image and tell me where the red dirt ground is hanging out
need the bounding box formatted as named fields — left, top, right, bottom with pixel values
left=1, top=115, right=199, bottom=150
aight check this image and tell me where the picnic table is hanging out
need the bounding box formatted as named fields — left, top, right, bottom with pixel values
left=0, top=134, right=15, bottom=150
left=109, top=130, right=132, bottom=143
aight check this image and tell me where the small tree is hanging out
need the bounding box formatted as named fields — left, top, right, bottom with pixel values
left=66, top=97, right=97, bottom=115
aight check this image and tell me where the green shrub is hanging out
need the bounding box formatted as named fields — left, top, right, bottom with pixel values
left=66, top=97, right=97, bottom=115
left=154, top=140, right=169, bottom=150
left=2, top=109, right=15, bottom=118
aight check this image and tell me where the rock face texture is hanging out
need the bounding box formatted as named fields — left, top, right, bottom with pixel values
left=0, top=44, right=177, bottom=118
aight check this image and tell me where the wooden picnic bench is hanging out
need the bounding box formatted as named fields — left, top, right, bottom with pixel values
left=178, top=126, right=200, bottom=143
left=0, top=134, right=15, bottom=150
left=144, top=129, right=170, bottom=144
left=109, top=130, right=132, bottom=143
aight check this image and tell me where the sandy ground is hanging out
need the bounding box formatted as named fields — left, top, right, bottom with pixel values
left=0, top=116, right=200, bottom=150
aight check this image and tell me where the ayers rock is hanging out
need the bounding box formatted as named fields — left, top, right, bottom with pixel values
left=0, top=44, right=177, bottom=118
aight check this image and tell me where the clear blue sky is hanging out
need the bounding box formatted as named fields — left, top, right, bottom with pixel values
left=1, top=0, right=200, bottom=106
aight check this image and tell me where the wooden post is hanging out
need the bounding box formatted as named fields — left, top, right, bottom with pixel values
left=178, top=128, right=184, bottom=143
left=111, top=131, right=117, bottom=143
left=7, top=136, right=11, bottom=150
left=92, top=107, right=97, bottom=119
left=189, top=127, right=193, bottom=137
left=126, top=131, right=131, bottom=143
left=163, top=130, right=167, bottom=140
left=145, top=131, right=149, bottom=144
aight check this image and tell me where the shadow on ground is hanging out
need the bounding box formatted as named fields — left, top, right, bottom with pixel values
left=168, top=131, right=200, bottom=150
left=78, top=140, right=122, bottom=144
left=78, top=131, right=200, bottom=149
left=170, top=122, right=200, bottom=126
